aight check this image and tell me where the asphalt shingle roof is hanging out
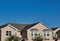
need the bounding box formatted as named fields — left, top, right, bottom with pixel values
left=0, top=22, right=39, bottom=31
left=51, top=27, right=58, bottom=30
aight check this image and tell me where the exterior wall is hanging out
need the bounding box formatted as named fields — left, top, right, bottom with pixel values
left=1, top=23, right=60, bottom=41
left=1, top=25, right=22, bottom=41
left=27, top=23, right=53, bottom=41
left=43, top=31, right=53, bottom=41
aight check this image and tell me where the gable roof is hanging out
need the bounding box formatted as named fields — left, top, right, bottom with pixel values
left=0, top=22, right=49, bottom=31
left=0, top=23, right=28, bottom=31
left=21, top=22, right=39, bottom=31
left=9, top=23, right=28, bottom=31
left=0, top=22, right=39, bottom=31
left=21, top=22, right=50, bottom=31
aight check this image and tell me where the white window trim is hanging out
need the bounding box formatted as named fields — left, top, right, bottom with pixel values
left=6, top=31, right=11, bottom=36
left=44, top=31, right=49, bottom=37
left=53, top=32, right=57, bottom=37
left=31, top=30, right=38, bottom=37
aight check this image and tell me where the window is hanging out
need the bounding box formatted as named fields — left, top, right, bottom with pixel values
left=44, top=31, right=49, bottom=36
left=53, top=32, right=57, bottom=37
left=47, top=31, right=49, bottom=36
left=6, top=31, right=11, bottom=36
left=31, top=30, right=38, bottom=37
left=44, top=31, right=46, bottom=36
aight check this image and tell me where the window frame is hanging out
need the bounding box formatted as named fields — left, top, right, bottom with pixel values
left=6, top=31, right=11, bottom=36
left=53, top=32, right=57, bottom=37
left=31, top=29, right=38, bottom=37
left=44, top=31, right=49, bottom=36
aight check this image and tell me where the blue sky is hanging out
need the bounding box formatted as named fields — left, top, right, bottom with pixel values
left=0, top=0, right=60, bottom=28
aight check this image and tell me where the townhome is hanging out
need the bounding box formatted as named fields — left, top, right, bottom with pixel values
left=0, top=22, right=60, bottom=41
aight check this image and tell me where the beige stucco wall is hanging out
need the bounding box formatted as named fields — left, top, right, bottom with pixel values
left=1, top=24, right=22, bottom=41
left=27, top=23, right=53, bottom=41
